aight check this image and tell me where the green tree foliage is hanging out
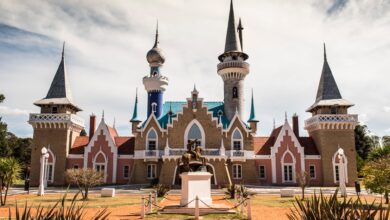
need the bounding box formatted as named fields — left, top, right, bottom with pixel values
left=355, top=125, right=375, bottom=160
left=368, top=145, right=390, bottom=161
left=0, top=157, right=22, bottom=206
left=80, top=129, right=87, bottom=136
left=0, top=94, right=9, bottom=157
left=383, top=135, right=390, bottom=147
left=362, top=155, right=390, bottom=204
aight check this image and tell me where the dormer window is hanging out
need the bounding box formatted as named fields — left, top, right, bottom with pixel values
left=52, top=106, right=58, bottom=114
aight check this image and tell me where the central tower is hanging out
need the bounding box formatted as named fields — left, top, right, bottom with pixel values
left=217, top=0, right=250, bottom=121
left=143, top=24, right=169, bottom=118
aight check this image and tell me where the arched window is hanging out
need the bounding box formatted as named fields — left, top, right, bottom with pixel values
left=184, top=120, right=205, bottom=149
left=232, top=129, right=243, bottom=151
left=332, top=150, right=348, bottom=184
left=146, top=129, right=157, bottom=150
left=232, top=87, right=238, bottom=98
left=93, top=151, right=107, bottom=182
left=46, top=149, right=55, bottom=184
left=281, top=150, right=296, bottom=183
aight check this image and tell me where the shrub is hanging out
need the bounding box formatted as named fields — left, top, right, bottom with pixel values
left=65, top=168, right=104, bottom=200
left=287, top=190, right=390, bottom=220
left=8, top=192, right=110, bottom=219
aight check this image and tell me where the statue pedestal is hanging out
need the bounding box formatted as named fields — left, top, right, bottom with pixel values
left=180, top=172, right=212, bottom=208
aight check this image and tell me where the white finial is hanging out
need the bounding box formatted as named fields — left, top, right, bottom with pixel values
left=113, top=117, right=116, bottom=128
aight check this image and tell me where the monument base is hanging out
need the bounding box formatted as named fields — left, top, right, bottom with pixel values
left=180, top=172, right=212, bottom=208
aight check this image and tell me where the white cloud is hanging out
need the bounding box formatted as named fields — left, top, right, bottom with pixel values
left=0, top=106, right=29, bottom=116
left=384, top=106, right=390, bottom=113
left=0, top=0, right=389, bottom=137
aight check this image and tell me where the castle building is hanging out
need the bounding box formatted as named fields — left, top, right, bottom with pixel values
left=28, top=1, right=358, bottom=187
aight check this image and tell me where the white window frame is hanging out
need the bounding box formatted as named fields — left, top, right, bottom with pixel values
left=259, top=165, right=266, bottom=179
left=123, top=165, right=130, bottom=179
left=309, top=165, right=316, bottom=179
left=283, top=164, right=294, bottom=182
left=231, top=128, right=243, bottom=151
left=281, top=150, right=296, bottom=183
left=146, top=128, right=158, bottom=151
left=93, top=151, right=107, bottom=182
left=332, top=150, right=348, bottom=184
left=45, top=149, right=55, bottom=184
left=151, top=102, right=157, bottom=113
left=232, top=164, right=242, bottom=179
left=147, top=164, right=157, bottom=179
left=184, top=119, right=205, bottom=149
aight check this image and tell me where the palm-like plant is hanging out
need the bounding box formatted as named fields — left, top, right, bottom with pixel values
left=0, top=157, right=22, bottom=206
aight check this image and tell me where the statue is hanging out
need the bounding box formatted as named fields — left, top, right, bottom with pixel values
left=178, top=139, right=207, bottom=172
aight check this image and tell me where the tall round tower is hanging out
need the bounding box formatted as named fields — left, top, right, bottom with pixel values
left=217, top=0, right=250, bottom=121
left=143, top=24, right=169, bottom=118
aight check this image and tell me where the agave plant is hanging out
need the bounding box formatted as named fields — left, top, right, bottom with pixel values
left=8, top=192, right=110, bottom=220
left=153, top=184, right=170, bottom=197
left=287, top=190, right=390, bottom=220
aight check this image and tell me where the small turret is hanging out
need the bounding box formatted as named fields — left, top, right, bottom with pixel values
left=130, top=89, right=141, bottom=133
left=143, top=22, right=169, bottom=118
left=247, top=89, right=258, bottom=133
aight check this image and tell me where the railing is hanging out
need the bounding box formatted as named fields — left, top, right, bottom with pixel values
left=167, top=148, right=221, bottom=156
left=145, top=150, right=157, bottom=157
left=217, top=61, right=250, bottom=71
left=231, top=150, right=245, bottom=157
left=305, top=114, right=358, bottom=127
left=169, top=149, right=187, bottom=156
left=29, top=113, right=84, bottom=127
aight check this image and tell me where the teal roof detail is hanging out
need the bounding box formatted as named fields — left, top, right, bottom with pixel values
left=248, top=90, right=258, bottom=122
left=142, top=101, right=231, bottom=129
left=130, top=91, right=141, bottom=122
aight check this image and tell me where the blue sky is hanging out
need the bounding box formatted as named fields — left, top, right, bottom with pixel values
left=0, top=0, right=389, bottom=138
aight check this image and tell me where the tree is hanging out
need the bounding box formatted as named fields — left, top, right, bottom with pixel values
left=296, top=171, right=310, bottom=200
left=0, top=94, right=11, bottom=158
left=368, top=145, right=390, bottom=161
left=362, top=155, right=390, bottom=204
left=80, top=129, right=87, bottom=136
left=0, top=157, right=22, bottom=206
left=66, top=168, right=104, bottom=200
left=383, top=136, right=390, bottom=147
left=354, top=125, right=375, bottom=161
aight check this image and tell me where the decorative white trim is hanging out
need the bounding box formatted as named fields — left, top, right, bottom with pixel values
left=281, top=149, right=296, bottom=183
left=146, top=128, right=158, bottom=150
left=231, top=128, right=243, bottom=151
left=270, top=120, right=305, bottom=184
left=332, top=150, right=348, bottom=184
left=184, top=119, right=206, bottom=149
left=46, top=149, right=55, bottom=184
left=93, top=150, right=108, bottom=182
left=304, top=155, right=321, bottom=159
left=141, top=113, right=166, bottom=133
left=254, top=155, right=271, bottom=159
left=225, top=113, right=250, bottom=135
left=118, top=155, right=134, bottom=159
left=68, top=154, right=84, bottom=159
left=83, top=119, right=118, bottom=183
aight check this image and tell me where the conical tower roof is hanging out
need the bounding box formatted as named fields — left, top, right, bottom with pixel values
left=307, top=44, right=353, bottom=112
left=34, top=43, right=81, bottom=111
left=224, top=0, right=242, bottom=53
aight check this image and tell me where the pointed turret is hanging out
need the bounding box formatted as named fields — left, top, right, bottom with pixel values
left=130, top=89, right=141, bottom=122
left=34, top=42, right=81, bottom=112
left=307, top=44, right=354, bottom=114
left=217, top=0, right=250, bottom=121
left=248, top=89, right=258, bottom=122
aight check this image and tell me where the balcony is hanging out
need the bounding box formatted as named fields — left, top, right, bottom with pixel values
left=29, top=113, right=84, bottom=128
left=231, top=150, right=244, bottom=157
left=304, top=114, right=358, bottom=131
left=217, top=61, right=250, bottom=71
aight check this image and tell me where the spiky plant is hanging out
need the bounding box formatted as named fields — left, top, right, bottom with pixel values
left=287, top=190, right=390, bottom=220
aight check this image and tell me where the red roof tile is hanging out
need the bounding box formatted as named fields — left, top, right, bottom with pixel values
left=115, top=137, right=134, bottom=155
left=298, top=137, right=319, bottom=155
left=69, top=136, right=89, bottom=154
left=107, top=125, right=118, bottom=138
left=254, top=136, right=275, bottom=155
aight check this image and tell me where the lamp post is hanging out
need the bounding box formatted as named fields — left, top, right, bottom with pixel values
left=38, top=147, right=49, bottom=196
left=337, top=148, right=347, bottom=197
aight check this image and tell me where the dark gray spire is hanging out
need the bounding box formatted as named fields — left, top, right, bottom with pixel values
left=238, top=17, right=243, bottom=51
left=34, top=42, right=81, bottom=111
left=45, top=42, right=73, bottom=101
left=315, top=43, right=342, bottom=102
left=224, top=0, right=242, bottom=53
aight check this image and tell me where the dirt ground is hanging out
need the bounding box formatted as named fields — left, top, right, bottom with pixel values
left=0, top=193, right=384, bottom=220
